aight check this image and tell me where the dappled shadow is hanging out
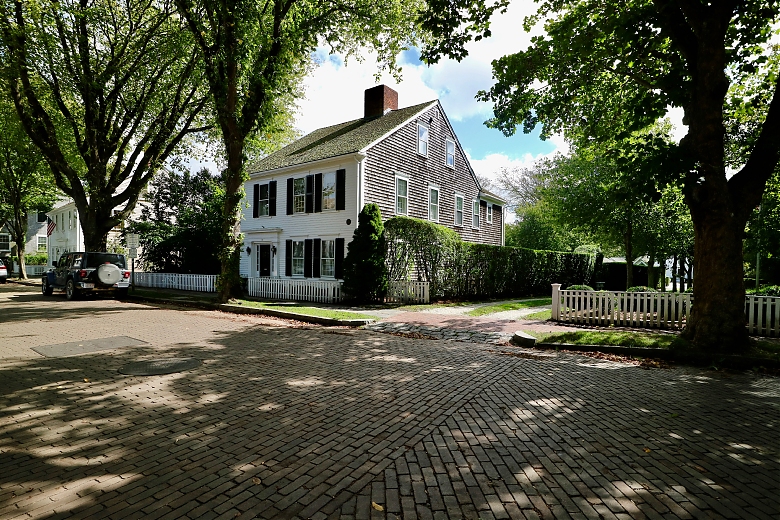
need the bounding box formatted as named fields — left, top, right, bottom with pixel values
left=1, top=312, right=778, bottom=518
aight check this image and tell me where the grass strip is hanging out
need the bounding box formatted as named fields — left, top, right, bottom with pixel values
left=467, top=298, right=552, bottom=317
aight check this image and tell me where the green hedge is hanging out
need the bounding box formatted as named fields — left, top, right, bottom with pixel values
left=384, top=216, right=595, bottom=300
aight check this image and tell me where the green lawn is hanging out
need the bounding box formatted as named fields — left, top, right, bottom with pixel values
left=233, top=300, right=378, bottom=320
left=521, top=309, right=552, bottom=320
left=467, top=298, right=552, bottom=317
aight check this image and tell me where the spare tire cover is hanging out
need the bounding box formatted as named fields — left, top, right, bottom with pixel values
left=97, top=263, right=121, bottom=285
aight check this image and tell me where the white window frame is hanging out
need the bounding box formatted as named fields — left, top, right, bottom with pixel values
left=454, top=195, right=464, bottom=227
left=472, top=200, right=480, bottom=229
left=292, top=240, right=305, bottom=276
left=428, top=186, right=439, bottom=222
left=445, top=139, right=455, bottom=168
left=37, top=236, right=47, bottom=252
left=417, top=122, right=429, bottom=157
left=293, top=177, right=306, bottom=214
left=396, top=176, right=409, bottom=216
left=486, top=203, right=493, bottom=224
left=0, top=233, right=9, bottom=252
left=322, top=171, right=337, bottom=211
left=258, top=183, right=270, bottom=216
left=321, top=239, right=336, bottom=278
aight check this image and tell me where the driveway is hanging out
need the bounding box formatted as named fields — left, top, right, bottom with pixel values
left=1, top=285, right=778, bottom=519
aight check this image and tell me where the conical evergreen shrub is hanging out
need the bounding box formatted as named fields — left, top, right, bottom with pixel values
left=343, top=203, right=388, bottom=302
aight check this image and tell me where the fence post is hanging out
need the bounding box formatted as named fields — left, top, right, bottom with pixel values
left=551, top=284, right=561, bottom=321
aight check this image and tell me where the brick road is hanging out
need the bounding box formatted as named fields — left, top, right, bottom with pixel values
left=1, top=284, right=778, bottom=519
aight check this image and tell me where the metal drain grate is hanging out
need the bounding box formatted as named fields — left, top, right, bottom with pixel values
left=118, top=358, right=201, bottom=376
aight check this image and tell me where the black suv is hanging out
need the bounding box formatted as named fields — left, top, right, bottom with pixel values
left=42, top=252, right=130, bottom=300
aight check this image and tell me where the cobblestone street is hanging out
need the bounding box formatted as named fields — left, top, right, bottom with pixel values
left=1, top=285, right=778, bottom=519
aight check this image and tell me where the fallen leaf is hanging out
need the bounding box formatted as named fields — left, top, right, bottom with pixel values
left=371, top=502, right=384, bottom=511
left=643, top=448, right=651, bottom=453
left=252, top=477, right=261, bottom=485
left=83, top=378, right=90, bottom=382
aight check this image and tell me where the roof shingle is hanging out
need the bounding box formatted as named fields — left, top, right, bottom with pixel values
left=248, top=100, right=437, bottom=173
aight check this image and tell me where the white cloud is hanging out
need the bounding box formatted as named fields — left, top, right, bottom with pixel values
left=297, top=1, right=545, bottom=133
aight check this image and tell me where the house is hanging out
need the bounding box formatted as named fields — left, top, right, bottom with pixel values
left=0, top=212, right=48, bottom=258
left=239, top=85, right=506, bottom=280
left=47, top=198, right=144, bottom=266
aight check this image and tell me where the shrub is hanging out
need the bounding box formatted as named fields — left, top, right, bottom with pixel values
left=343, top=204, right=388, bottom=303
left=384, top=216, right=595, bottom=300
left=756, top=285, right=780, bottom=296
left=627, top=286, right=657, bottom=292
left=24, top=253, right=49, bottom=265
left=566, top=284, right=594, bottom=291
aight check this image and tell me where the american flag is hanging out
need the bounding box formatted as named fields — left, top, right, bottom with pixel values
left=46, top=217, right=56, bottom=237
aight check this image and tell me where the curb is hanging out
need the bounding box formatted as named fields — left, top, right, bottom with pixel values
left=534, top=342, right=780, bottom=370
left=124, top=294, right=373, bottom=327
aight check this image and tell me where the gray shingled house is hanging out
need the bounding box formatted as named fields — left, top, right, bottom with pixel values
left=239, top=85, right=505, bottom=280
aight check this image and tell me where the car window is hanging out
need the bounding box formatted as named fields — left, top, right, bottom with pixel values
left=59, top=254, right=70, bottom=268
left=85, top=253, right=126, bottom=269
left=72, top=255, right=83, bottom=268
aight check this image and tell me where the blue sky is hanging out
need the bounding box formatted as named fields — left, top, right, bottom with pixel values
left=296, top=1, right=567, bottom=187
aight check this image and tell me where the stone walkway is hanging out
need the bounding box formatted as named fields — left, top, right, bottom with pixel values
left=1, top=285, right=779, bottom=519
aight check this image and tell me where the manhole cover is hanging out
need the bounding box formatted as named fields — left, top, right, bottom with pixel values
left=119, top=358, right=201, bottom=376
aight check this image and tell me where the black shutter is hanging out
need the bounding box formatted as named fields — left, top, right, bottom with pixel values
left=286, top=178, right=294, bottom=215
left=335, top=238, right=345, bottom=279
left=252, top=184, right=259, bottom=218
left=305, top=175, right=314, bottom=213
left=269, top=181, right=277, bottom=216
left=313, top=238, right=321, bottom=278
left=315, top=173, right=323, bottom=213
left=304, top=239, right=313, bottom=278
left=285, top=240, right=292, bottom=277
left=336, top=169, right=346, bottom=210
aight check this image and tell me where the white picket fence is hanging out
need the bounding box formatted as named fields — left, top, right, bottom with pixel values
left=133, top=272, right=218, bottom=292
left=245, top=278, right=430, bottom=304
left=13, top=265, right=47, bottom=277
left=247, top=277, right=344, bottom=303
left=552, top=284, right=780, bottom=337
left=385, top=281, right=430, bottom=304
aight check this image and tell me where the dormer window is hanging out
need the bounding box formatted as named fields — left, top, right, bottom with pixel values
left=417, top=123, right=429, bottom=156
left=446, top=139, right=455, bottom=168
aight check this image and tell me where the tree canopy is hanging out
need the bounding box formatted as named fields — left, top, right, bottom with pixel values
left=478, top=0, right=780, bottom=351
left=0, top=0, right=209, bottom=250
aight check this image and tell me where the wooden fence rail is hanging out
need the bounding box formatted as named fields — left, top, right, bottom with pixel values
left=551, top=284, right=780, bottom=337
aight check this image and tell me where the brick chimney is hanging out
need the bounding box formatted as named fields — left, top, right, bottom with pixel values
left=364, top=85, right=398, bottom=119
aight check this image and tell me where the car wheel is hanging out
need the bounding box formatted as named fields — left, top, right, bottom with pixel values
left=42, top=278, right=53, bottom=296
left=65, top=279, right=78, bottom=301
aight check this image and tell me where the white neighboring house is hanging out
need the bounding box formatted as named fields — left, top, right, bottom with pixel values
left=0, top=211, right=48, bottom=259
left=46, top=199, right=144, bottom=267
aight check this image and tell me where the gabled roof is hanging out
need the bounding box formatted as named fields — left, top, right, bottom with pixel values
left=248, top=100, right=437, bottom=172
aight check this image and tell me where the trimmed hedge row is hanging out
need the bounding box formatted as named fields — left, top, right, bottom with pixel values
left=384, top=216, right=595, bottom=300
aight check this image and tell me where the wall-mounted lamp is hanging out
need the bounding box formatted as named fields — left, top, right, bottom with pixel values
left=272, top=245, right=277, bottom=256
left=346, top=219, right=352, bottom=225
left=246, top=247, right=251, bottom=255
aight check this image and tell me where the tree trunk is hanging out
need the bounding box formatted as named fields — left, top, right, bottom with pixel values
left=10, top=229, right=26, bottom=279
left=647, top=250, right=656, bottom=289
left=217, top=135, right=246, bottom=303
left=679, top=256, right=686, bottom=292
left=671, top=255, right=677, bottom=292
left=682, top=200, right=749, bottom=351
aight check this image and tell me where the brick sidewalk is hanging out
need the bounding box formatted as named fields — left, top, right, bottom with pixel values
left=1, top=285, right=778, bottom=519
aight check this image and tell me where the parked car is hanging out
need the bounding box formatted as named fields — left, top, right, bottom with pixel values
left=0, top=259, right=7, bottom=283
left=42, top=252, right=130, bottom=300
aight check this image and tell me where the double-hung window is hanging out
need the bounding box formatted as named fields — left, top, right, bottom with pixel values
left=486, top=204, right=493, bottom=224
left=258, top=184, right=269, bottom=216
left=292, top=240, right=305, bottom=275
left=293, top=178, right=306, bottom=213
left=322, top=172, right=336, bottom=210
left=396, top=177, right=408, bottom=215
left=454, top=195, right=464, bottom=226
left=445, top=139, right=455, bottom=168
left=0, top=234, right=9, bottom=252
left=37, top=212, right=47, bottom=223
left=37, top=236, right=47, bottom=252
left=321, top=239, right=336, bottom=277
left=472, top=200, right=480, bottom=228
left=429, top=187, right=439, bottom=222
left=417, top=123, right=429, bottom=156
